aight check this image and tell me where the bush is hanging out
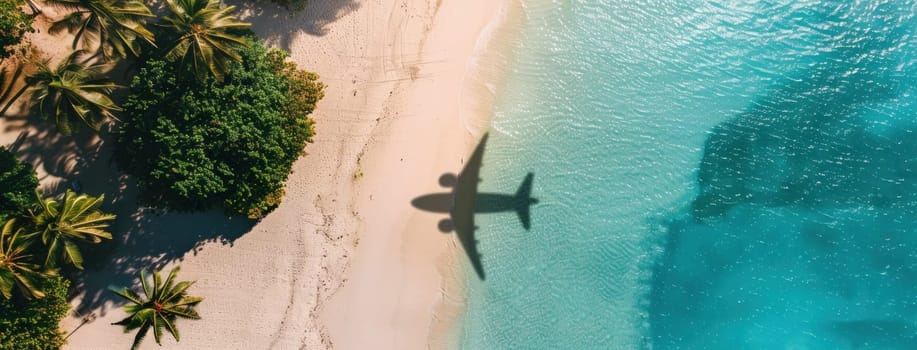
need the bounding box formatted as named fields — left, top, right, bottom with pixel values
left=0, top=147, right=39, bottom=221
left=0, top=0, right=33, bottom=60
left=115, top=38, right=324, bottom=218
left=0, top=275, right=71, bottom=349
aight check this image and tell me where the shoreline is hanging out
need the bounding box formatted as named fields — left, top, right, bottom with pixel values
left=0, top=0, right=520, bottom=348
left=427, top=1, right=526, bottom=347
left=318, top=0, right=521, bottom=348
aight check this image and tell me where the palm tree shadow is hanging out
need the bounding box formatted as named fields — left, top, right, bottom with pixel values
left=68, top=206, right=255, bottom=317
left=0, top=63, right=27, bottom=116
left=0, top=42, right=257, bottom=316
left=58, top=138, right=256, bottom=317
left=3, top=123, right=256, bottom=318
left=231, top=0, right=360, bottom=51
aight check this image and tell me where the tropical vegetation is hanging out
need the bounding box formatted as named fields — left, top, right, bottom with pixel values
left=0, top=0, right=323, bottom=345
left=116, top=37, right=323, bottom=218
left=0, top=157, right=71, bottom=349
left=27, top=50, right=122, bottom=135
left=0, top=219, right=47, bottom=300
left=110, top=266, right=203, bottom=349
left=0, top=154, right=116, bottom=349
left=0, top=0, right=33, bottom=61
left=160, top=0, right=251, bottom=82
left=0, top=147, right=39, bottom=222
left=0, top=275, right=70, bottom=349
left=29, top=190, right=116, bottom=270
left=46, top=0, right=156, bottom=60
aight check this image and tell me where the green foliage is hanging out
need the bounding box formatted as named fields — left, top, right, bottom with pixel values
left=0, top=0, right=33, bottom=60
left=116, top=38, right=323, bottom=218
left=46, top=0, right=155, bottom=60
left=0, top=219, right=48, bottom=300
left=27, top=50, right=122, bottom=135
left=161, top=0, right=250, bottom=82
left=30, top=190, right=116, bottom=270
left=0, top=147, right=39, bottom=222
left=267, top=50, right=324, bottom=137
left=110, top=266, right=202, bottom=350
left=0, top=275, right=70, bottom=349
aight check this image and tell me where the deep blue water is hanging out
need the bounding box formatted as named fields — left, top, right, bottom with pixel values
left=457, top=1, right=917, bottom=349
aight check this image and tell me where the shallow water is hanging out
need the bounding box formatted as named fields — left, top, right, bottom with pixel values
left=456, top=0, right=917, bottom=348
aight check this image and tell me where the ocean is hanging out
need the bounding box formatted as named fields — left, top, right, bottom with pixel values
left=456, top=0, right=917, bottom=348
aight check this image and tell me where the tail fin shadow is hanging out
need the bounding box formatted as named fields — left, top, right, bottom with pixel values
left=515, top=172, right=535, bottom=230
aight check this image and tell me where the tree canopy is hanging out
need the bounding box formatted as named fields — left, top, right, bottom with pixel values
left=0, top=0, right=33, bottom=61
left=0, top=147, right=39, bottom=222
left=0, top=275, right=70, bottom=349
left=115, top=37, right=323, bottom=218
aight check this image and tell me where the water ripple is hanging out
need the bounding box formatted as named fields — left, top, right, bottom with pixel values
left=460, top=1, right=917, bottom=349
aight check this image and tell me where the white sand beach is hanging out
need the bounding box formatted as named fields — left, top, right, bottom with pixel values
left=1, top=0, right=513, bottom=348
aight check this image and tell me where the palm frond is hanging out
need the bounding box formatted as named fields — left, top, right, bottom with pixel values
left=161, top=267, right=180, bottom=296
left=140, top=269, right=151, bottom=298
left=108, top=286, right=142, bottom=304
left=0, top=219, right=49, bottom=299
left=162, top=280, right=193, bottom=302
left=27, top=52, right=122, bottom=134
left=63, top=240, right=83, bottom=270
left=162, top=0, right=250, bottom=82
left=162, top=315, right=180, bottom=342
left=111, top=266, right=202, bottom=348
left=42, top=234, right=61, bottom=268
left=130, top=323, right=151, bottom=350
left=152, top=311, right=163, bottom=345
left=62, top=239, right=84, bottom=269
left=173, top=295, right=203, bottom=307
left=12, top=268, right=46, bottom=298
left=0, top=273, right=14, bottom=299
left=152, top=268, right=163, bottom=301
left=45, top=0, right=155, bottom=59
left=167, top=307, right=201, bottom=320
left=30, top=191, right=115, bottom=269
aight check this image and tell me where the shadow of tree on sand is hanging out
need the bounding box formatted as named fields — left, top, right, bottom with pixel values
left=3, top=120, right=255, bottom=318
left=70, top=206, right=254, bottom=317
left=0, top=12, right=264, bottom=328
left=230, top=0, right=360, bottom=50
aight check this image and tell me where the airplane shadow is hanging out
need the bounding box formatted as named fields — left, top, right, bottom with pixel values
left=411, top=133, right=538, bottom=280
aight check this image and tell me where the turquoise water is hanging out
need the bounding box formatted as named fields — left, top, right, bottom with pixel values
left=457, top=1, right=917, bottom=348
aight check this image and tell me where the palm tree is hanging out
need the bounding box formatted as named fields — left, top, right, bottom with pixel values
left=110, top=266, right=203, bottom=349
left=27, top=50, right=122, bottom=135
left=29, top=190, right=116, bottom=270
left=46, top=0, right=155, bottom=60
left=0, top=219, right=48, bottom=299
left=161, top=0, right=251, bottom=82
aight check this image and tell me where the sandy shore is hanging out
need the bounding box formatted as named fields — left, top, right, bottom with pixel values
left=0, top=0, right=512, bottom=349
left=318, top=0, right=516, bottom=348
